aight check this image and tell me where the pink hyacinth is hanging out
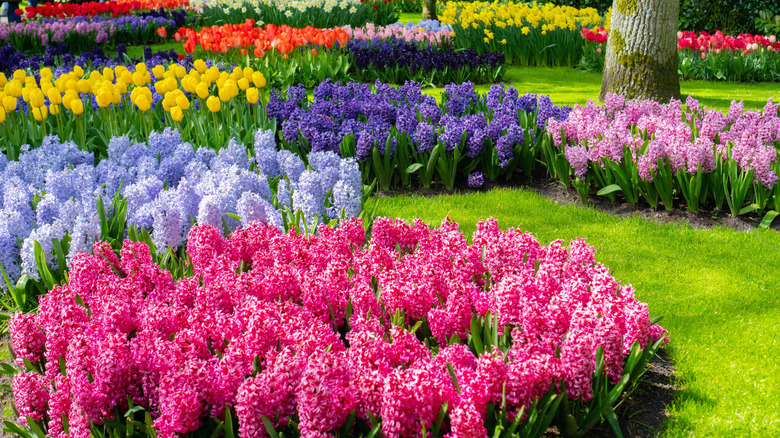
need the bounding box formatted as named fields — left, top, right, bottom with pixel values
left=8, top=218, right=667, bottom=437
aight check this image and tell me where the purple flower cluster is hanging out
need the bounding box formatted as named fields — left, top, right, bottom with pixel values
left=0, top=43, right=186, bottom=75
left=468, top=171, right=484, bottom=188
left=0, top=20, right=115, bottom=54
left=347, top=38, right=504, bottom=85
left=268, top=80, right=571, bottom=169
left=0, top=128, right=362, bottom=287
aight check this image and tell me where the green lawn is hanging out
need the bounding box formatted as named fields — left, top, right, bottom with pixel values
left=375, top=188, right=780, bottom=437
left=423, top=66, right=780, bottom=112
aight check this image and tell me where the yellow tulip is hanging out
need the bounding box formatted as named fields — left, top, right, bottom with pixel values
left=96, top=89, right=112, bottom=108
left=12, top=70, right=26, bottom=81
left=21, top=87, right=31, bottom=103
left=196, top=82, right=210, bottom=99
left=135, top=95, right=151, bottom=112
left=170, top=105, right=183, bottom=122
left=132, top=72, right=147, bottom=87
left=29, top=89, right=45, bottom=108
left=102, top=67, right=115, bottom=82
left=32, top=105, right=48, bottom=122
left=71, top=98, right=84, bottom=115
left=0, top=73, right=7, bottom=89
left=3, top=96, right=17, bottom=113
left=49, top=103, right=60, bottom=116
left=206, top=95, right=221, bottom=112
left=136, top=62, right=148, bottom=73
left=246, top=87, right=259, bottom=105
left=6, top=80, right=22, bottom=97
left=175, top=94, right=190, bottom=110
left=0, top=106, right=5, bottom=123
left=218, top=86, right=232, bottom=103
left=77, top=79, right=91, bottom=94
left=194, top=59, right=207, bottom=73
left=252, top=72, right=266, bottom=88
left=237, top=77, right=250, bottom=91
left=72, top=65, right=84, bottom=78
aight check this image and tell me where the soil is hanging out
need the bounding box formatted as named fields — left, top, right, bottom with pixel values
left=584, top=351, right=680, bottom=438
left=542, top=351, right=681, bottom=438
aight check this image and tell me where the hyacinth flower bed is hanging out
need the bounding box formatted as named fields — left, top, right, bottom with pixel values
left=581, top=28, right=780, bottom=82
left=440, top=1, right=604, bottom=67
left=0, top=127, right=365, bottom=311
left=1, top=13, right=193, bottom=55
left=0, top=20, right=117, bottom=55
left=346, top=39, right=505, bottom=86
left=545, top=94, right=780, bottom=219
left=0, top=43, right=185, bottom=76
left=7, top=216, right=667, bottom=438
left=342, top=21, right=454, bottom=46
left=194, top=0, right=397, bottom=29
left=268, top=81, right=570, bottom=191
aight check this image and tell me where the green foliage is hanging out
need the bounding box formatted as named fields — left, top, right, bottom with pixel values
left=679, top=0, right=780, bottom=34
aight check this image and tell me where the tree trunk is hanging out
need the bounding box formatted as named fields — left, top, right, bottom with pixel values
left=600, top=0, right=680, bottom=102
left=422, top=0, right=437, bottom=21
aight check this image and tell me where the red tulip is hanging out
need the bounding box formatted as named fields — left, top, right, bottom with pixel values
left=157, top=27, right=167, bottom=38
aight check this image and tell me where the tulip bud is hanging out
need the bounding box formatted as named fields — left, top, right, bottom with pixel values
left=207, top=95, right=221, bottom=112
left=171, top=105, right=183, bottom=122
left=71, top=98, right=84, bottom=115
left=246, top=87, right=259, bottom=104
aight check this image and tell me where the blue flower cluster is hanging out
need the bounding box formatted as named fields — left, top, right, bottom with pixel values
left=0, top=128, right=362, bottom=287
left=268, top=80, right=572, bottom=169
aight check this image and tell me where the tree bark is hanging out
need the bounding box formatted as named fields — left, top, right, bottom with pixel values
left=422, top=0, right=437, bottom=21
left=600, top=0, right=680, bottom=102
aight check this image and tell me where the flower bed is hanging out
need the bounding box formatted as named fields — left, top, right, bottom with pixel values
left=0, top=127, right=363, bottom=306
left=17, top=0, right=189, bottom=20
left=0, top=20, right=116, bottom=54
left=194, top=0, right=397, bottom=29
left=347, top=39, right=505, bottom=85
left=440, top=1, right=603, bottom=66
left=580, top=28, right=780, bottom=81
left=269, top=81, right=570, bottom=190
left=342, top=21, right=453, bottom=46
left=8, top=216, right=667, bottom=438
left=545, top=93, right=780, bottom=216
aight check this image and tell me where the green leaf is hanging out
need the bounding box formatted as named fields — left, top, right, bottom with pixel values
left=738, top=204, right=759, bottom=215
left=226, top=213, right=243, bottom=221
left=597, top=184, right=623, bottom=196
left=26, top=418, right=46, bottom=438
left=759, top=210, right=779, bottom=228
left=260, top=414, right=279, bottom=438
left=406, top=163, right=424, bottom=174
left=4, top=421, right=34, bottom=438
left=470, top=317, right=484, bottom=355
left=224, top=408, right=235, bottom=438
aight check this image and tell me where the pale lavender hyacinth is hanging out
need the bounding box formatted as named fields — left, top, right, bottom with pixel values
left=0, top=128, right=363, bottom=287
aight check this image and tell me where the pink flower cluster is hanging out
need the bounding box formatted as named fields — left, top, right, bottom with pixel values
left=547, top=94, right=780, bottom=187
left=11, top=218, right=666, bottom=438
left=341, top=23, right=451, bottom=45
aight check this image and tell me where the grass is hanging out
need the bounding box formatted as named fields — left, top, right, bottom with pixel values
left=396, top=12, right=422, bottom=24
left=423, top=66, right=780, bottom=112
left=374, top=188, right=780, bottom=436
